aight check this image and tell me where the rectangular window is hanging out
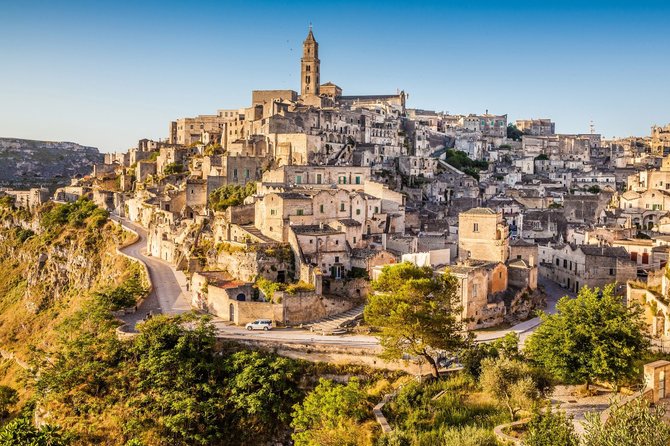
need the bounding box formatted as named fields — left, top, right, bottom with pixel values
left=556, top=258, right=560, bottom=266
left=296, top=175, right=302, bottom=184
left=374, top=206, right=379, bottom=214
left=335, top=256, right=340, bottom=263
left=320, top=204, right=324, bottom=213
left=233, top=168, right=238, bottom=178
left=356, top=209, right=361, bottom=215
left=609, top=268, right=614, bottom=276
left=297, top=209, right=304, bottom=216
left=355, top=176, right=361, bottom=184
left=353, top=237, right=356, bottom=244
left=473, top=223, right=479, bottom=232
left=316, top=174, right=322, bottom=184
left=245, top=169, right=250, bottom=178
left=270, top=209, right=276, bottom=216
left=563, top=259, right=567, bottom=268
left=340, top=203, right=345, bottom=211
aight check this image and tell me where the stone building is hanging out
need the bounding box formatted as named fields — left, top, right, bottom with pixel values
left=515, top=118, right=555, bottom=136
left=449, top=261, right=508, bottom=329
left=3, top=188, right=49, bottom=209
left=458, top=208, right=509, bottom=263
left=651, top=123, right=670, bottom=155
left=539, top=244, right=636, bottom=293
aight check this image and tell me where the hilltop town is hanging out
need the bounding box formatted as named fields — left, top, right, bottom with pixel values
left=4, top=28, right=670, bottom=341
left=4, top=23, right=670, bottom=445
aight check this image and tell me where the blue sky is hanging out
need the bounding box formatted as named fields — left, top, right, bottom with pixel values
left=1, top=0, right=668, bottom=152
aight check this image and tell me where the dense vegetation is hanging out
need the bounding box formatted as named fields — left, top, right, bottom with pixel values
left=209, top=183, right=257, bottom=212
left=443, top=149, right=488, bottom=180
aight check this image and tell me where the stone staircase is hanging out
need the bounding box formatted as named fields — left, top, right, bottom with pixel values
left=308, top=304, right=366, bottom=335
left=240, top=225, right=277, bottom=244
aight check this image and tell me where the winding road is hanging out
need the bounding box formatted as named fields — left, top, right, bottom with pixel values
left=112, top=216, right=571, bottom=349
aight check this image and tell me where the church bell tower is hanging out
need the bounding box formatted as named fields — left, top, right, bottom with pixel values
left=300, top=25, right=320, bottom=97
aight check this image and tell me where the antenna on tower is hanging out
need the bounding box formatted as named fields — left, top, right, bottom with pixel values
left=590, top=120, right=596, bottom=135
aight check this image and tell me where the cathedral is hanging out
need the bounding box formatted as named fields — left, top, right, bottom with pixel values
left=297, top=26, right=406, bottom=110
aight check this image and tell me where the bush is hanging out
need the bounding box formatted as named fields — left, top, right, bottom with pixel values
left=524, top=405, right=579, bottom=446
left=582, top=397, right=670, bottom=446
left=0, top=386, right=17, bottom=419
left=209, top=183, right=257, bottom=212
left=163, top=162, right=183, bottom=175
left=285, top=281, right=315, bottom=295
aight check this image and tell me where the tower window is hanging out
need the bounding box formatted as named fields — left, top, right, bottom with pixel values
left=306, top=65, right=311, bottom=72
left=306, top=76, right=311, bottom=84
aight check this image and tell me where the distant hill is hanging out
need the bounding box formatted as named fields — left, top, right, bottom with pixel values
left=0, top=137, right=102, bottom=188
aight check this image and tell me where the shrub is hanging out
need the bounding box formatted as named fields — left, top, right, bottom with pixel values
left=524, top=405, right=579, bottom=446
left=209, top=183, right=257, bottom=212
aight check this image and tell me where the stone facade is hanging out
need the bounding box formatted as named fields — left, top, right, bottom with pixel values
left=458, top=208, right=509, bottom=263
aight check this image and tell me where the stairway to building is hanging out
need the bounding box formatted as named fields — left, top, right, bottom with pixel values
left=240, top=225, right=277, bottom=244
left=308, top=304, right=366, bottom=335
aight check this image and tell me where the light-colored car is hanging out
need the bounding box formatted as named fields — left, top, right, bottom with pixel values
left=245, top=319, right=273, bottom=331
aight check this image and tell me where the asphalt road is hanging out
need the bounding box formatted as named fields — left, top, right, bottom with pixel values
left=112, top=216, right=574, bottom=348
left=113, top=217, right=190, bottom=329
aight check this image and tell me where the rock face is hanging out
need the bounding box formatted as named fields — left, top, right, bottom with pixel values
left=0, top=138, right=102, bottom=187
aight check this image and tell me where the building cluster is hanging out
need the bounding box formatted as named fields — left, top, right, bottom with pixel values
left=6, top=28, right=670, bottom=337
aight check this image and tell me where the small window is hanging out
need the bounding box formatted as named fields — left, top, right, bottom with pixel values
left=353, top=237, right=357, bottom=244
left=270, top=209, right=277, bottom=216
left=340, top=203, right=345, bottom=211
left=297, top=209, right=304, bottom=216
left=356, top=209, right=361, bottom=215
left=609, top=268, right=614, bottom=276
left=473, top=223, right=479, bottom=232
left=335, top=256, right=340, bottom=263
left=296, top=175, right=302, bottom=184
left=320, top=204, right=324, bottom=213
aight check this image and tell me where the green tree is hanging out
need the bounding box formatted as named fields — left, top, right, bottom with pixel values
left=209, top=183, right=257, bottom=212
left=507, top=124, right=524, bottom=141
left=525, top=285, right=649, bottom=389
left=581, top=397, right=670, bottom=446
left=291, top=378, right=370, bottom=446
left=458, top=332, right=521, bottom=378
left=0, top=417, right=69, bottom=446
left=479, top=357, right=551, bottom=420
left=364, top=263, right=470, bottom=378
left=0, top=386, right=17, bottom=419
left=163, top=162, right=184, bottom=175
left=524, top=405, right=579, bottom=446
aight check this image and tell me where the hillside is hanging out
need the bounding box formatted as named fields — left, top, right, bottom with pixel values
left=0, top=138, right=102, bottom=188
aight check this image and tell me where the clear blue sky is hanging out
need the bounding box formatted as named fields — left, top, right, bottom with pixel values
left=1, top=0, right=668, bottom=152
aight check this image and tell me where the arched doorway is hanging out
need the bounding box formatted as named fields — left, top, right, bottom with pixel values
left=229, top=304, right=235, bottom=322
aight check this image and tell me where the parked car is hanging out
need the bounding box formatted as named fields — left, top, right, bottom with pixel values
left=245, top=319, right=272, bottom=331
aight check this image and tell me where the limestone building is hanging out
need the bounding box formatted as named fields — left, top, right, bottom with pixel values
left=458, top=208, right=510, bottom=263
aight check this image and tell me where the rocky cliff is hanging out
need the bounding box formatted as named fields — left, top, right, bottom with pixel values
left=0, top=137, right=102, bottom=187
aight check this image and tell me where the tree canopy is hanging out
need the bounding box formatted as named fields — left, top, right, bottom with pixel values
left=209, top=183, right=257, bottom=212
left=479, top=357, right=551, bottom=420
left=291, top=379, right=371, bottom=446
left=364, top=262, right=471, bottom=377
left=525, top=284, right=649, bottom=388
